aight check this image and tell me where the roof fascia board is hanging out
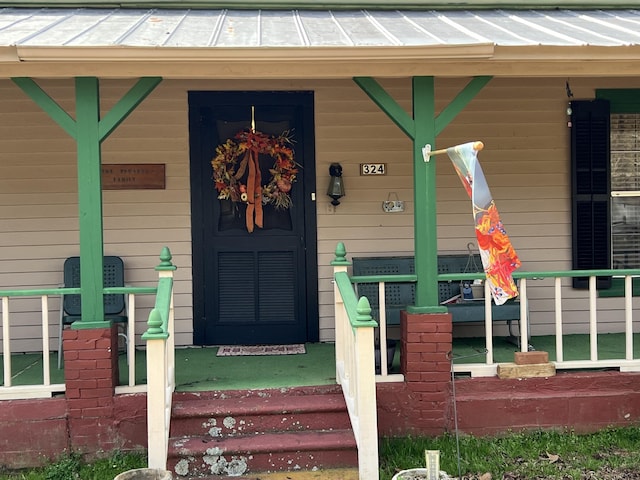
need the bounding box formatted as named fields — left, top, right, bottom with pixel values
left=5, top=57, right=640, bottom=78
left=10, top=45, right=640, bottom=65
left=9, top=44, right=496, bottom=62
left=0, top=0, right=639, bottom=9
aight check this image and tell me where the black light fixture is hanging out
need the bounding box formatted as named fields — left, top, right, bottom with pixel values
left=327, top=163, right=345, bottom=206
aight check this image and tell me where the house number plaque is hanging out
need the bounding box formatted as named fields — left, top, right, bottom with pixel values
left=102, top=164, right=166, bottom=190
left=360, top=163, right=386, bottom=175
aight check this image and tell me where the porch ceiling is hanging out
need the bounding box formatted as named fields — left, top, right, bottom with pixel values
left=2, top=7, right=640, bottom=78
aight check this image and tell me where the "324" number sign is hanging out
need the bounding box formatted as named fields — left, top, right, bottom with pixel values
left=360, top=163, right=386, bottom=175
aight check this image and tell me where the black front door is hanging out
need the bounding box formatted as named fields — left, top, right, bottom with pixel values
left=189, top=91, right=318, bottom=345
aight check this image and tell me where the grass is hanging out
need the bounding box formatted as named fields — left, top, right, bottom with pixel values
left=2, top=427, right=640, bottom=479
left=0, top=451, right=147, bottom=480
left=380, top=426, right=640, bottom=479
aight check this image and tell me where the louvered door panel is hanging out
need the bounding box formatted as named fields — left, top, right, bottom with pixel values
left=218, top=252, right=256, bottom=323
left=258, top=251, right=296, bottom=322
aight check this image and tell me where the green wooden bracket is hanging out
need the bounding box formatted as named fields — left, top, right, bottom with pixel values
left=353, top=77, right=415, bottom=139
left=99, top=77, right=162, bottom=142
left=11, top=77, right=77, bottom=139
left=435, top=76, right=492, bottom=136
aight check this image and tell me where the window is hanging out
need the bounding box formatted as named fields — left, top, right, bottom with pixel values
left=611, top=113, right=640, bottom=269
left=570, top=90, right=640, bottom=295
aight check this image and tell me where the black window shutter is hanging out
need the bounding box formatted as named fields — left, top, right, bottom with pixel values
left=570, top=99, right=611, bottom=289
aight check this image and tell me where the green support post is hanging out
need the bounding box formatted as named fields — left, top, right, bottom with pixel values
left=354, top=75, right=492, bottom=312
left=12, top=76, right=162, bottom=328
left=410, top=76, right=441, bottom=310
left=75, top=77, right=106, bottom=327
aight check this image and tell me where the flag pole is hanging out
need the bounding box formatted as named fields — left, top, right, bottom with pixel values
left=422, top=141, right=484, bottom=161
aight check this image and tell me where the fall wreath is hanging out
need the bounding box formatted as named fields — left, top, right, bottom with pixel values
left=211, top=129, right=298, bottom=232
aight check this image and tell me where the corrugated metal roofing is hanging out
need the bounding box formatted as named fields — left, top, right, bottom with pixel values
left=1, top=8, right=640, bottom=48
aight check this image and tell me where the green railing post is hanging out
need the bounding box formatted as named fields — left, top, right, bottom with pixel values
left=142, top=247, right=176, bottom=340
left=143, top=247, right=176, bottom=470
left=331, top=242, right=350, bottom=267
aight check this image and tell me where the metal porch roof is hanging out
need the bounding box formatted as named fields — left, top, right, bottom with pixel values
left=2, top=7, right=640, bottom=78
left=1, top=8, right=640, bottom=48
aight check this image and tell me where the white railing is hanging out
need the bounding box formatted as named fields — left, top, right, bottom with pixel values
left=448, top=270, right=640, bottom=377
left=143, top=249, right=176, bottom=471
left=0, top=291, right=64, bottom=400
left=351, top=264, right=640, bottom=378
left=0, top=287, right=156, bottom=399
left=332, top=245, right=380, bottom=480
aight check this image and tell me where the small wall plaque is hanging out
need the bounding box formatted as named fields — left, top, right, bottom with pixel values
left=102, top=164, right=165, bottom=190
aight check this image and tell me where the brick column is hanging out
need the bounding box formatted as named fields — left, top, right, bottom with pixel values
left=400, top=311, right=453, bottom=430
left=63, top=324, right=120, bottom=454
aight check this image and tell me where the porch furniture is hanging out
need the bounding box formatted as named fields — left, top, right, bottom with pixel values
left=58, top=256, right=128, bottom=368
left=352, top=254, right=524, bottom=340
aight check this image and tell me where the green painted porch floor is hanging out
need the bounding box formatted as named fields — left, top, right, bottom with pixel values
left=1, top=334, right=638, bottom=391
left=452, top=332, right=640, bottom=365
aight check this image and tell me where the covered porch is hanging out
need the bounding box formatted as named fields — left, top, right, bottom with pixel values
left=3, top=333, right=637, bottom=391
left=2, top=2, right=640, bottom=479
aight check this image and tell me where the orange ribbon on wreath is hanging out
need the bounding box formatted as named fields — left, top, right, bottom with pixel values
left=242, top=148, right=263, bottom=233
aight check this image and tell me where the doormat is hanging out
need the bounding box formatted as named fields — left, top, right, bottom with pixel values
left=216, top=344, right=306, bottom=357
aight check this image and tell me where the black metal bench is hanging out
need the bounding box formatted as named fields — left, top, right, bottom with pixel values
left=352, top=254, right=523, bottom=336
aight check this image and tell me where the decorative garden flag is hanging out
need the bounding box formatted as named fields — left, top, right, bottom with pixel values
left=446, top=141, right=521, bottom=305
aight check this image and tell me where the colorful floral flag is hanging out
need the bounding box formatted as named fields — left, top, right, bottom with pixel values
left=446, top=141, right=521, bottom=305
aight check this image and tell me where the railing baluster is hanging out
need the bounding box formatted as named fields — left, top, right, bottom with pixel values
left=378, top=282, right=388, bottom=376
left=625, top=276, right=633, bottom=361
left=589, top=276, right=598, bottom=361
left=41, top=295, right=50, bottom=386
left=128, top=293, right=136, bottom=387
left=555, top=277, right=564, bottom=363
left=519, top=278, right=528, bottom=352
left=484, top=284, right=493, bottom=364
left=2, top=297, right=10, bottom=387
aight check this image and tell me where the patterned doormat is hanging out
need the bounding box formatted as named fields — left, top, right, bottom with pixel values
left=216, top=344, right=306, bottom=357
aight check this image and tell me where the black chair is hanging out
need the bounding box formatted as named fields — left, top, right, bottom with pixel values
left=58, top=256, right=128, bottom=368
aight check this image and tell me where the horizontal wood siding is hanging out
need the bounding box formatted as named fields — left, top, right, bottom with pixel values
left=0, top=76, right=638, bottom=352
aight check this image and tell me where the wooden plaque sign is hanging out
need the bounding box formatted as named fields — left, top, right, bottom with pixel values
left=101, top=164, right=165, bottom=190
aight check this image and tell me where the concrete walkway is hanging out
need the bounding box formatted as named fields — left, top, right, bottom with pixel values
left=196, top=468, right=360, bottom=479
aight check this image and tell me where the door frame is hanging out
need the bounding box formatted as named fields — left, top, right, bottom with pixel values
left=188, top=90, right=319, bottom=345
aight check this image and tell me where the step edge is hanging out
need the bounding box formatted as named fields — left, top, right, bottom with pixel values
left=169, top=429, right=357, bottom=457
left=172, top=396, right=348, bottom=418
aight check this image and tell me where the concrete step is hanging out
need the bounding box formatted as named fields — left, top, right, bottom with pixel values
left=168, top=430, right=358, bottom=477
left=167, top=386, right=358, bottom=478
left=170, top=393, right=352, bottom=438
